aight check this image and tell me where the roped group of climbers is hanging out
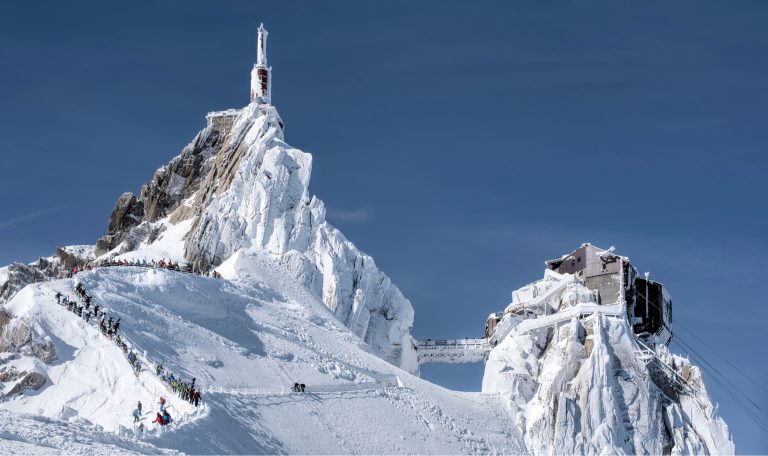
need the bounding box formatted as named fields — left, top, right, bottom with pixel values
left=157, top=363, right=202, bottom=407
left=56, top=285, right=103, bottom=327
left=59, top=283, right=144, bottom=374
left=56, top=273, right=208, bottom=432
left=70, top=257, right=223, bottom=279
left=58, top=283, right=193, bottom=430
left=152, top=396, right=173, bottom=426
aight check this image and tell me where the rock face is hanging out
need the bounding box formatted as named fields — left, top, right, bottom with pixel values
left=95, top=128, right=224, bottom=256
left=0, top=310, right=57, bottom=364
left=90, top=103, right=417, bottom=372
left=0, top=246, right=94, bottom=305
left=95, top=193, right=144, bottom=256
left=0, top=307, right=54, bottom=398
left=143, top=128, right=224, bottom=223
left=483, top=274, right=733, bottom=455
left=2, top=370, right=47, bottom=396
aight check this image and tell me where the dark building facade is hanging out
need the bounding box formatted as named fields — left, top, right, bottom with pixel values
left=546, top=243, right=672, bottom=346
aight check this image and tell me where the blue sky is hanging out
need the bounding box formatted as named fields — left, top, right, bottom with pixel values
left=1, top=1, right=767, bottom=451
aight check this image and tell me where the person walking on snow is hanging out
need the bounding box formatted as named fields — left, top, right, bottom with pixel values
left=132, top=408, right=140, bottom=423
left=158, top=396, right=166, bottom=412
left=137, top=401, right=142, bottom=415
left=152, top=412, right=164, bottom=426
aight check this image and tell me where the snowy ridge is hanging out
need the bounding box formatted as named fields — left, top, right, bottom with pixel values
left=0, top=266, right=524, bottom=454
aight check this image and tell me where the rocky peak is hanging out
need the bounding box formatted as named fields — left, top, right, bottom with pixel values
left=88, top=103, right=417, bottom=371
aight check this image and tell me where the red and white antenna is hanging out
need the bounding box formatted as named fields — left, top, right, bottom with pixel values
left=250, top=23, right=271, bottom=104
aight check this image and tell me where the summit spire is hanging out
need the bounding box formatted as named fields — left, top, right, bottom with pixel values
left=251, top=23, right=271, bottom=104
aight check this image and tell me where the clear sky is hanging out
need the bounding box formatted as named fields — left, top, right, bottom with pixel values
left=1, top=1, right=767, bottom=452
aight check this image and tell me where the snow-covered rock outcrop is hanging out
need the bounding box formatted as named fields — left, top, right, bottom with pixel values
left=0, top=245, right=94, bottom=305
left=93, top=103, right=416, bottom=372
left=483, top=272, right=734, bottom=455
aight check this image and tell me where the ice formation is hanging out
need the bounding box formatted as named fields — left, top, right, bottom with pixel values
left=483, top=270, right=734, bottom=455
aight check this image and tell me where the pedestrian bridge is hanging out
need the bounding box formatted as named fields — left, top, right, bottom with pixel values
left=414, top=338, right=491, bottom=365
left=414, top=304, right=625, bottom=365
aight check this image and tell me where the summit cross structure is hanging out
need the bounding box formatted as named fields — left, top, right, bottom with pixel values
left=250, top=23, right=271, bottom=104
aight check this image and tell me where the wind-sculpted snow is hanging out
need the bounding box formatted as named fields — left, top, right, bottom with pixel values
left=0, top=409, right=178, bottom=455
left=0, top=268, right=524, bottom=454
left=96, top=102, right=416, bottom=371
left=483, top=273, right=734, bottom=455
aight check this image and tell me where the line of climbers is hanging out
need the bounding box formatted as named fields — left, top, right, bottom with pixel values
left=131, top=396, right=173, bottom=435
left=56, top=283, right=144, bottom=375
left=69, top=258, right=223, bottom=279
left=55, top=281, right=203, bottom=430
left=156, top=363, right=202, bottom=408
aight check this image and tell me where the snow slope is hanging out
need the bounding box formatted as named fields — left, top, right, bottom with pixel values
left=1, top=263, right=524, bottom=454
left=0, top=409, right=177, bottom=455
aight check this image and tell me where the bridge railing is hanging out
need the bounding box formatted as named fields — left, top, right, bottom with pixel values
left=415, top=338, right=489, bottom=350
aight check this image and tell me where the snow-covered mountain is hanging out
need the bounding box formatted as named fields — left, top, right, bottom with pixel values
left=0, top=29, right=734, bottom=453
left=88, top=103, right=415, bottom=373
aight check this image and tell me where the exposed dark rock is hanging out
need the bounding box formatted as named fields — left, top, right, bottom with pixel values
left=0, top=366, right=20, bottom=382
left=0, top=317, right=57, bottom=364
left=55, top=247, right=84, bottom=272
left=4, top=370, right=47, bottom=396
left=94, top=192, right=144, bottom=256
left=0, top=308, right=11, bottom=328
left=1, top=248, right=93, bottom=305
left=1, top=260, right=59, bottom=304
left=142, top=127, right=222, bottom=223
left=94, top=126, right=224, bottom=259
left=107, top=192, right=144, bottom=235
left=94, top=235, right=116, bottom=257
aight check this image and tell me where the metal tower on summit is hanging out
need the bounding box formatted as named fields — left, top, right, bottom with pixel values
left=250, top=23, right=271, bottom=104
